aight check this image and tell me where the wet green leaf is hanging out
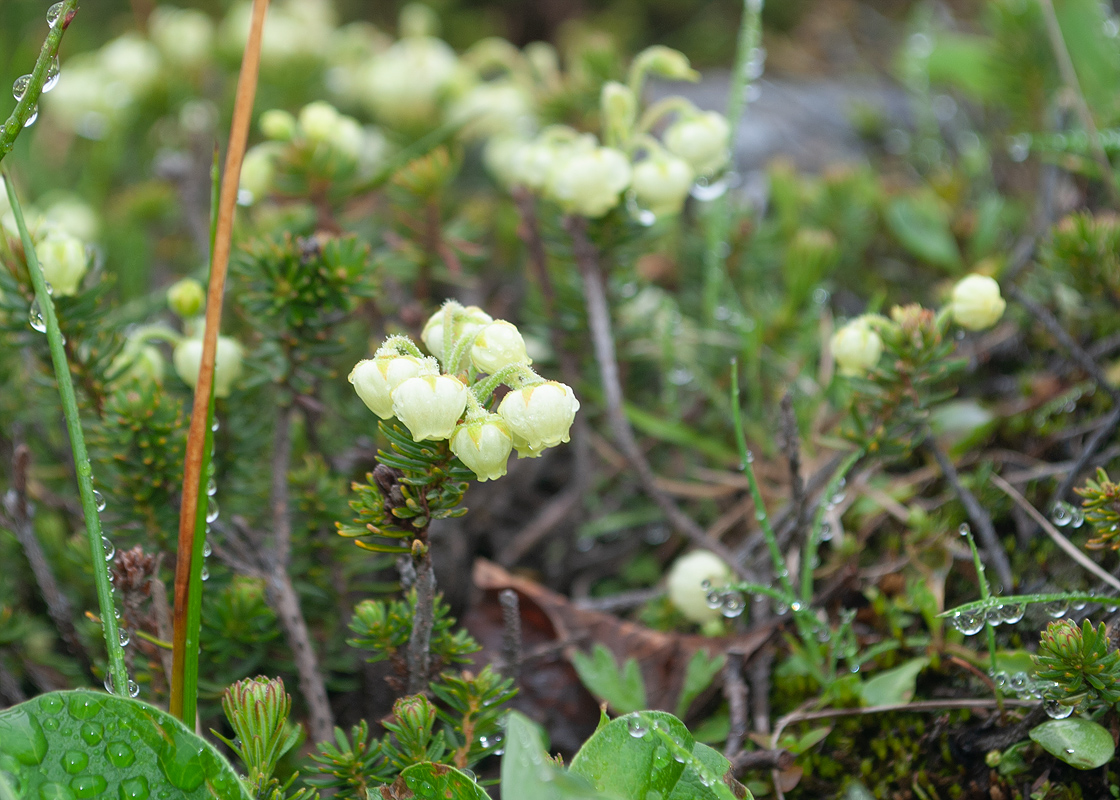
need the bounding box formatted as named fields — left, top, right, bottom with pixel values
left=500, top=712, right=604, bottom=799
left=859, top=657, right=929, bottom=706
left=1030, top=718, right=1116, bottom=769
left=569, top=711, right=691, bottom=800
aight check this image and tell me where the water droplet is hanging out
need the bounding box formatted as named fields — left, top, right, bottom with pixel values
left=40, top=695, right=64, bottom=715
left=199, top=566, right=209, bottom=581
left=105, top=740, right=135, bottom=768
left=790, top=601, right=803, bottom=612
left=206, top=498, right=219, bottom=523
left=706, top=589, right=724, bottom=609
left=47, top=3, right=64, bottom=26
left=1070, top=507, right=1085, bottom=528
left=29, top=301, right=46, bottom=332
left=993, top=671, right=1010, bottom=691
left=1045, top=601, right=1069, bottom=619
left=953, top=610, right=984, bottom=635
left=211, top=417, right=220, bottom=432
left=626, top=716, right=649, bottom=738
left=984, top=607, right=1003, bottom=627
left=43, top=58, right=60, bottom=92
left=101, top=536, right=114, bottom=561
left=128, top=679, right=140, bottom=698
left=690, top=175, right=729, bottom=201
left=206, top=477, right=217, bottom=496
left=118, top=777, right=150, bottom=800
left=1045, top=699, right=1074, bottom=719
left=67, top=693, right=101, bottom=721
left=720, top=591, right=746, bottom=618
left=1065, top=747, right=1075, bottom=754
left=202, top=540, right=212, bottom=558
left=118, top=628, right=130, bottom=647
left=103, top=674, right=115, bottom=694
left=43, top=717, right=59, bottom=730
left=12, top=74, right=30, bottom=102
left=1009, top=672, right=1029, bottom=692
left=1051, top=502, right=1074, bottom=527
left=78, top=721, right=102, bottom=746
left=819, top=522, right=833, bottom=542
left=24, top=105, right=38, bottom=127
left=61, top=751, right=88, bottom=774
left=651, top=746, right=671, bottom=770
left=958, top=523, right=971, bottom=537
left=1008, top=133, right=1031, bottom=162
left=93, top=490, right=106, bottom=512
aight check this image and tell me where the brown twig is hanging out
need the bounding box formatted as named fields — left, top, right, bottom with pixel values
left=731, top=748, right=794, bottom=774
left=1051, top=403, right=1120, bottom=505
left=565, top=215, right=748, bottom=578
left=778, top=392, right=808, bottom=546
left=171, top=0, right=270, bottom=719
left=723, top=651, right=748, bottom=760
left=498, top=589, right=522, bottom=682
left=924, top=437, right=1014, bottom=591
left=406, top=556, right=436, bottom=695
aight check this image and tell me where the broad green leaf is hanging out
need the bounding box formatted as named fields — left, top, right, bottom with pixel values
left=1029, top=718, right=1116, bottom=769
left=927, top=34, right=997, bottom=101
left=859, top=657, right=929, bottom=706
left=500, top=712, right=604, bottom=800
left=884, top=195, right=961, bottom=271
left=391, top=762, right=489, bottom=800
left=571, top=645, right=648, bottom=714
left=1056, top=0, right=1120, bottom=123
left=0, top=689, right=252, bottom=799
left=667, top=742, right=751, bottom=800
left=928, top=399, right=996, bottom=456
left=569, top=711, right=691, bottom=800
left=676, top=651, right=726, bottom=719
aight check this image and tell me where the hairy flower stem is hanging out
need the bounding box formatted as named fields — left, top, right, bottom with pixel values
left=406, top=552, right=436, bottom=695
left=565, top=216, right=748, bottom=578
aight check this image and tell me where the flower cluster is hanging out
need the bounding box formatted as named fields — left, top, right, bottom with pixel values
left=349, top=301, right=578, bottom=482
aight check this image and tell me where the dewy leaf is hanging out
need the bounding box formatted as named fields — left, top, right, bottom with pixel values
left=1029, top=718, right=1117, bottom=770
left=884, top=195, right=961, bottom=271
left=571, top=644, right=648, bottom=714
left=384, top=762, right=489, bottom=800
left=667, top=742, right=750, bottom=800
left=859, top=657, right=930, bottom=706
left=0, top=689, right=252, bottom=799
left=676, top=650, right=726, bottom=718
left=569, top=711, right=691, bottom=800
left=500, top=711, right=605, bottom=800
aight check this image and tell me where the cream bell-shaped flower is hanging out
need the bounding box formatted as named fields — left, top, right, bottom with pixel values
left=546, top=146, right=631, bottom=218
left=421, top=305, right=493, bottom=362
left=298, top=101, right=341, bottom=143
left=830, top=319, right=883, bottom=377
left=391, top=374, right=469, bottom=442
left=667, top=550, right=732, bottom=624
left=497, top=381, right=580, bottom=454
left=363, top=36, right=459, bottom=128
left=173, top=335, right=244, bottom=398
left=37, top=231, right=89, bottom=297
left=349, top=354, right=439, bottom=419
left=951, top=274, right=1006, bottom=331
left=632, top=153, right=694, bottom=216
left=450, top=415, right=513, bottom=482
left=470, top=321, right=531, bottom=375
left=664, top=111, right=730, bottom=177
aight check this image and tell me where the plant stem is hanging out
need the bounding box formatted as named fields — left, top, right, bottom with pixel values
left=406, top=553, right=435, bottom=695
left=700, top=0, right=764, bottom=324
left=170, top=0, right=270, bottom=724
left=960, top=523, right=1002, bottom=690
left=2, top=173, right=129, bottom=696
left=0, top=0, right=79, bottom=161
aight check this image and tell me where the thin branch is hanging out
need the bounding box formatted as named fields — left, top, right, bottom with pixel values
left=498, top=589, right=522, bottom=682
left=731, top=748, right=793, bottom=774
left=723, top=652, right=748, bottom=761
left=565, top=215, right=749, bottom=579
left=990, top=472, right=1120, bottom=593
left=1051, top=403, right=1120, bottom=504
left=406, top=557, right=435, bottom=695
left=925, top=437, right=1014, bottom=591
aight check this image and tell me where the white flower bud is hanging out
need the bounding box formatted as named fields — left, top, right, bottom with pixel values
left=363, top=36, right=459, bottom=128
left=99, top=35, right=162, bottom=96
left=421, top=305, right=493, bottom=362
left=631, top=154, right=694, bottom=216
left=37, top=231, right=88, bottom=297
left=451, top=415, right=513, bottom=481
left=664, top=111, right=730, bottom=177
left=632, top=46, right=699, bottom=83
left=483, top=136, right=525, bottom=189
left=449, top=81, right=534, bottom=141
left=298, top=101, right=341, bottom=143
left=667, top=550, right=732, bottom=624
left=149, top=7, right=214, bottom=68
left=260, top=109, right=296, bottom=141
left=497, top=381, right=579, bottom=454
left=173, top=335, right=244, bottom=397
left=951, top=274, right=1006, bottom=331
left=831, top=319, right=883, bottom=376
left=240, top=144, right=279, bottom=204
left=470, top=321, right=531, bottom=375
left=168, top=278, right=206, bottom=318
left=349, top=354, right=438, bottom=419
left=391, top=374, right=469, bottom=442
left=600, top=81, right=636, bottom=143
left=43, top=197, right=100, bottom=241
left=507, top=138, right=564, bottom=191
left=109, top=343, right=165, bottom=387
left=546, top=146, right=632, bottom=218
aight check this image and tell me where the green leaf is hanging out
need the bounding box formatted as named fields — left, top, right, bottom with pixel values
left=570, top=645, right=648, bottom=714
left=569, top=711, right=691, bottom=800
left=0, top=689, right=252, bottom=799
left=926, top=34, right=997, bottom=101
left=676, top=651, right=727, bottom=719
left=395, top=762, right=489, bottom=800
left=859, top=657, right=929, bottom=706
left=884, top=195, right=961, bottom=271
left=667, top=742, right=750, bottom=800
left=1029, top=718, right=1116, bottom=770
left=500, top=712, right=605, bottom=799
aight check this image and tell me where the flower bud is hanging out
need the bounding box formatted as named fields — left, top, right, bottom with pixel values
left=298, top=101, right=341, bottom=143
left=632, top=153, right=694, bottom=216
left=239, top=144, right=277, bottom=204
left=167, top=278, right=206, bottom=318
left=173, top=335, right=244, bottom=397
left=149, top=7, right=214, bottom=68
left=349, top=354, right=439, bottom=419
left=37, top=230, right=89, bottom=297
left=260, top=109, right=296, bottom=141
left=363, top=37, right=459, bottom=129
left=950, top=274, right=1006, bottom=331
left=421, top=305, right=493, bottom=362
left=831, top=319, right=883, bottom=376
left=632, top=46, right=699, bottom=83
left=600, top=81, right=636, bottom=144
left=109, top=343, right=165, bottom=387
left=546, top=146, right=632, bottom=218
left=507, top=137, right=564, bottom=191
left=391, top=374, right=468, bottom=441
left=43, top=197, right=100, bottom=242
left=664, top=111, right=730, bottom=177
left=451, top=415, right=513, bottom=481
left=497, top=381, right=579, bottom=455
left=450, top=81, right=534, bottom=141
left=470, top=320, right=531, bottom=375
left=667, top=550, right=732, bottom=624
